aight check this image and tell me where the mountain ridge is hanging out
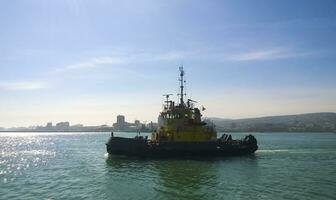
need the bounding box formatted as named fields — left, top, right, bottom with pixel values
left=209, top=112, right=336, bottom=132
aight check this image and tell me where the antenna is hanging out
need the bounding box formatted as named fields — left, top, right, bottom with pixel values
left=187, top=99, right=197, bottom=103
left=187, top=98, right=197, bottom=108
left=178, top=65, right=186, bottom=106
left=163, top=94, right=173, bottom=109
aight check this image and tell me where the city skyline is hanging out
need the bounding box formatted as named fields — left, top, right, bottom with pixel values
left=0, top=114, right=158, bottom=132
left=1, top=0, right=336, bottom=127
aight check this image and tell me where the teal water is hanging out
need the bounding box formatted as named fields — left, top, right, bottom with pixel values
left=0, top=132, right=335, bottom=200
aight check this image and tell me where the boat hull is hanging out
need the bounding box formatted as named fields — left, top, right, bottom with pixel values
left=106, top=136, right=258, bottom=157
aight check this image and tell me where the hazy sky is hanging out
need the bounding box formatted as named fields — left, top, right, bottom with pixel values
left=1, top=0, right=336, bottom=127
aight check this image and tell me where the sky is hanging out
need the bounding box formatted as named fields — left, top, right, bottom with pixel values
left=0, top=0, right=336, bottom=127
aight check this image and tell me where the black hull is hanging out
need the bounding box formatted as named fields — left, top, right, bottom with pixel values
left=106, top=136, right=258, bottom=158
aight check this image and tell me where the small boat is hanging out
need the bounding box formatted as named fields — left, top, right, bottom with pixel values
left=106, top=67, right=258, bottom=157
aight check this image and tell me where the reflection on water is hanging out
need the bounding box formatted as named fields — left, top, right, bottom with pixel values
left=0, top=132, right=335, bottom=200
left=105, top=155, right=259, bottom=200
left=0, top=136, right=56, bottom=182
left=153, top=159, right=219, bottom=200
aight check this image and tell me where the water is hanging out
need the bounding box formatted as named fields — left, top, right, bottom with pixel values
left=0, top=132, right=335, bottom=200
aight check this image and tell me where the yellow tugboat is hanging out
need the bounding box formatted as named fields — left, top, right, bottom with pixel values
left=106, top=67, right=258, bottom=157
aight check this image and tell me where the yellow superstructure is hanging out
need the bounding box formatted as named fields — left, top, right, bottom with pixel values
left=151, top=67, right=217, bottom=142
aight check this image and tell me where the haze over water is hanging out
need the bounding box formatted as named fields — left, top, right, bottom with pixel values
left=1, top=132, right=335, bottom=200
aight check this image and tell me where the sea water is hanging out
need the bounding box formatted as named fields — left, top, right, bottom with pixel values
left=0, top=132, right=335, bottom=200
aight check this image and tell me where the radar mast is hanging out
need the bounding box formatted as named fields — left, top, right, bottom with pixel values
left=163, top=94, right=173, bottom=109
left=178, top=66, right=186, bottom=106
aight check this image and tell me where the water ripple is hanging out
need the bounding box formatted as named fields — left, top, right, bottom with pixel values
left=0, top=132, right=335, bottom=200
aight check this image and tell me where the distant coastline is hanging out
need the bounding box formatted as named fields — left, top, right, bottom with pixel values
left=211, top=112, right=336, bottom=133
left=0, top=130, right=151, bottom=133
left=0, top=130, right=334, bottom=133
left=0, top=115, right=157, bottom=133
left=1, top=112, right=335, bottom=133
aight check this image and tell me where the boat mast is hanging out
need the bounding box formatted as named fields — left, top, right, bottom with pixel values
left=179, top=66, right=185, bottom=106
left=163, top=94, right=173, bottom=109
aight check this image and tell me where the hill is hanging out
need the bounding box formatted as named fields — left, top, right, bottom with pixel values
left=210, top=112, right=336, bottom=132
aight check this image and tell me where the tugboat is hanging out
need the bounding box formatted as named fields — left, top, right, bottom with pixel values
left=106, top=67, right=258, bottom=157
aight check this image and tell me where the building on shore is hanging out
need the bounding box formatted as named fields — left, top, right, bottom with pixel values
left=112, top=115, right=158, bottom=132
left=55, top=122, right=70, bottom=131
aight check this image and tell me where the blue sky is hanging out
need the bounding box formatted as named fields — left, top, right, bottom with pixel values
left=0, top=0, right=336, bottom=127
